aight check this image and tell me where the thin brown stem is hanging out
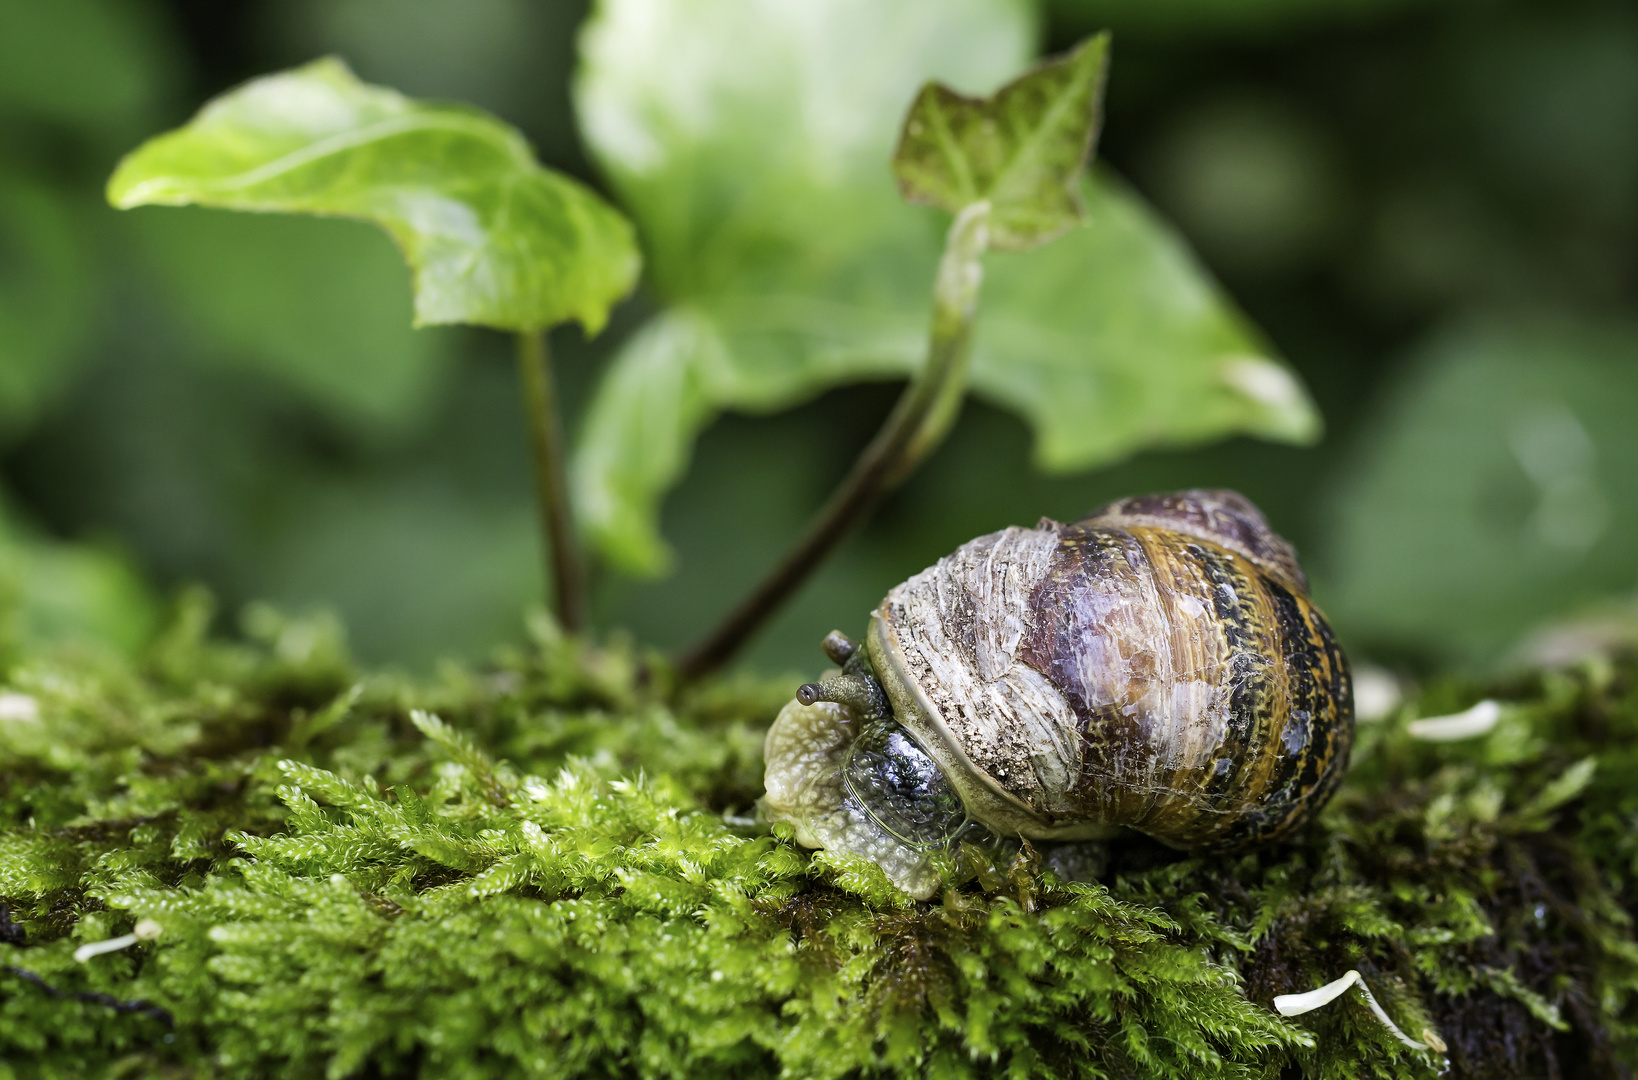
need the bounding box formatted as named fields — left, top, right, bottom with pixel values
left=676, top=202, right=992, bottom=681
left=517, top=329, right=586, bottom=633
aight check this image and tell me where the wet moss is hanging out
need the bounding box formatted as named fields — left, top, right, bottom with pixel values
left=2, top=595, right=1637, bottom=1078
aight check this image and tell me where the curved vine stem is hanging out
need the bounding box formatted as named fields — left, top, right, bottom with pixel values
left=675, top=202, right=992, bottom=681
left=517, top=329, right=586, bottom=633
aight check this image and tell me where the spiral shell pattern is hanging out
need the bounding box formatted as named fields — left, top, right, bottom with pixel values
left=870, top=489, right=1352, bottom=851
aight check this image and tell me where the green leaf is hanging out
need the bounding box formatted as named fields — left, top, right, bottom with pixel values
left=972, top=171, right=1317, bottom=469
left=1322, top=317, right=1638, bottom=662
left=108, top=57, right=639, bottom=334
left=574, top=0, right=1314, bottom=576
left=575, top=174, right=1314, bottom=575
left=576, top=0, right=1035, bottom=300
left=574, top=0, right=1032, bottom=574
left=893, top=34, right=1110, bottom=250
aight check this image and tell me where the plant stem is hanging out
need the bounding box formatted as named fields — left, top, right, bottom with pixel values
left=517, top=329, right=586, bottom=634
left=676, top=202, right=992, bottom=681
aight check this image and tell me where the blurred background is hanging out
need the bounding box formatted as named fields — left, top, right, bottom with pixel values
left=1, top=0, right=1634, bottom=677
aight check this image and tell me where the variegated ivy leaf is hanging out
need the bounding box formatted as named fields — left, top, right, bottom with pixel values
left=894, top=34, right=1110, bottom=250
left=108, top=57, right=639, bottom=334
left=574, top=0, right=1318, bottom=576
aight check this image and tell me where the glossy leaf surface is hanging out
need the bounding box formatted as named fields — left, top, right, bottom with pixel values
left=108, top=57, right=639, bottom=333
left=575, top=0, right=1317, bottom=576
left=894, top=34, right=1110, bottom=250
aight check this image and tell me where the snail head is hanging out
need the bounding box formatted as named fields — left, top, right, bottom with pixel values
left=762, top=630, right=981, bottom=897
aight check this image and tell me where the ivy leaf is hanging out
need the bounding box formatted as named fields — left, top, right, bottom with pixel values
left=575, top=0, right=1033, bottom=301
left=573, top=0, right=1031, bottom=574
left=893, top=34, right=1110, bottom=249
left=107, top=57, right=639, bottom=334
left=574, top=0, right=1316, bottom=576
left=574, top=173, right=1315, bottom=575
left=972, top=172, right=1317, bottom=469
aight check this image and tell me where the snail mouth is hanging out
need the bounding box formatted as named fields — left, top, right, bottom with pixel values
left=762, top=695, right=972, bottom=900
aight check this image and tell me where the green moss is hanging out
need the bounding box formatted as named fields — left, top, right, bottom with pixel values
left=2, top=593, right=1637, bottom=1078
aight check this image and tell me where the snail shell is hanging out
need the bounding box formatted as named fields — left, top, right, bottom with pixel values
left=763, top=489, right=1353, bottom=899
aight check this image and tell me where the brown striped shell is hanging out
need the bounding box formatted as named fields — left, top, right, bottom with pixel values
left=761, top=489, right=1354, bottom=899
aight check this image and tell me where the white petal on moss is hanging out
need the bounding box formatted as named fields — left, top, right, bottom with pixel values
left=1406, top=699, right=1501, bottom=741
left=73, top=921, right=160, bottom=963
left=1274, top=969, right=1443, bottom=1051
left=0, top=692, right=39, bottom=722
left=1275, top=969, right=1357, bottom=1015
left=1351, top=666, right=1402, bottom=722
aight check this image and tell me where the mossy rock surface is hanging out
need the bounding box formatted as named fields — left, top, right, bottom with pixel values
left=3, top=593, right=1638, bottom=1079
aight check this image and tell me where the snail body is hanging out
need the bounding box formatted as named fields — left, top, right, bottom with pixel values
left=762, top=489, right=1353, bottom=899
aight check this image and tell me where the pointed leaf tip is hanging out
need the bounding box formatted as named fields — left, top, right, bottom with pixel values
left=892, top=33, right=1111, bottom=250
left=106, top=57, right=639, bottom=334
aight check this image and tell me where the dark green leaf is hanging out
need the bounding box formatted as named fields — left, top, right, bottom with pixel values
left=108, top=57, right=639, bottom=334
left=893, top=34, right=1110, bottom=249
left=1322, top=317, right=1638, bottom=662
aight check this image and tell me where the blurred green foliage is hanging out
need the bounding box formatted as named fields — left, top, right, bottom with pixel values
left=574, top=0, right=1312, bottom=577
left=129, top=210, right=455, bottom=434
left=0, top=0, right=1633, bottom=674
left=1326, top=317, right=1638, bottom=665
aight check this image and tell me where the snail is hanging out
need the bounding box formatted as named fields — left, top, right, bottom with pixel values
left=762, top=489, right=1353, bottom=899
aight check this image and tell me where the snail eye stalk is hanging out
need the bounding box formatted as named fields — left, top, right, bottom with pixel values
left=843, top=722, right=968, bottom=848
left=796, top=671, right=889, bottom=722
